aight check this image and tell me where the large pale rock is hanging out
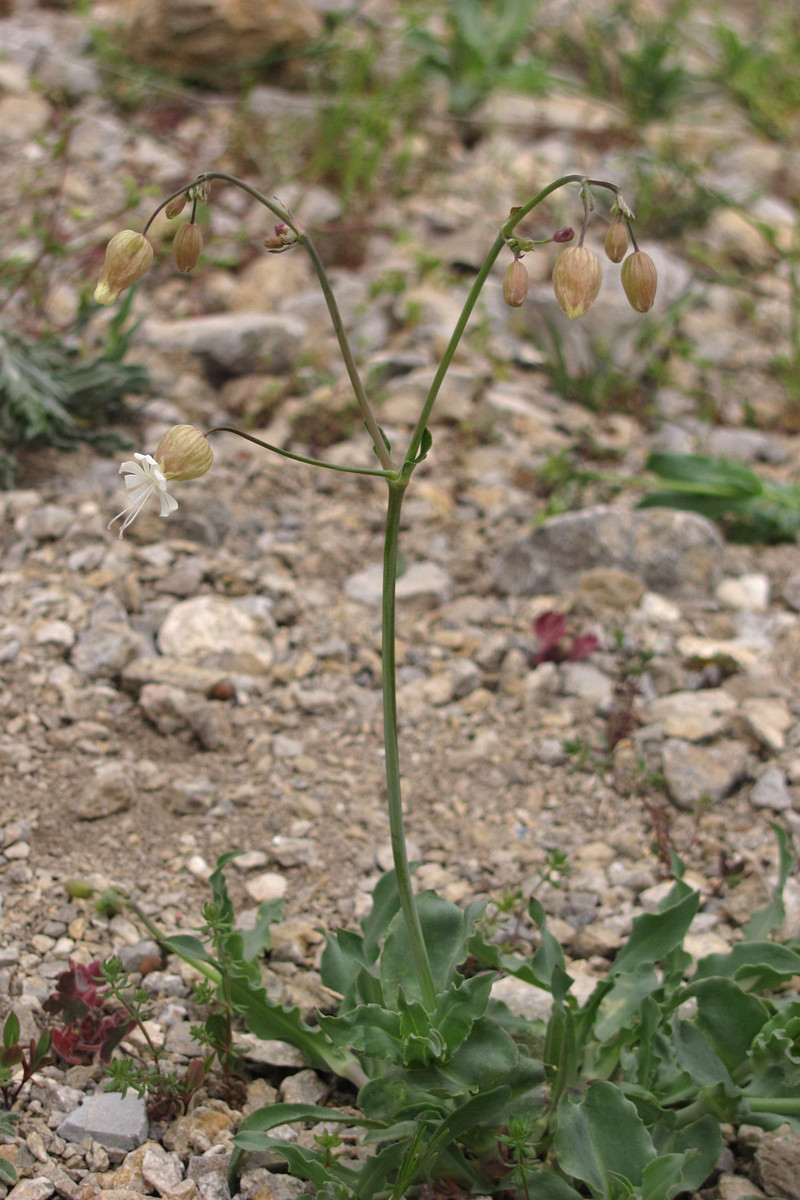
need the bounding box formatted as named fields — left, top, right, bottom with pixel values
left=492, top=507, right=723, bottom=599
left=120, top=0, right=322, bottom=79
left=142, top=313, right=307, bottom=376
left=158, top=595, right=275, bottom=673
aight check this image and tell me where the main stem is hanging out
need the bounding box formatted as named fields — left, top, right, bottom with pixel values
left=382, top=482, right=437, bottom=1011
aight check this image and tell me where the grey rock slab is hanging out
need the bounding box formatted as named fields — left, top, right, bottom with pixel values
left=750, top=767, right=793, bottom=812
left=57, top=1090, right=148, bottom=1152
left=492, top=506, right=723, bottom=598
left=756, top=1126, right=800, bottom=1200
left=662, top=739, right=752, bottom=810
left=142, top=313, right=307, bottom=375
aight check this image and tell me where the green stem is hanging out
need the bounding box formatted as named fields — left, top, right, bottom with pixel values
left=382, top=482, right=437, bottom=1011
left=206, top=426, right=395, bottom=479
left=299, top=234, right=394, bottom=473
left=404, top=174, right=623, bottom=466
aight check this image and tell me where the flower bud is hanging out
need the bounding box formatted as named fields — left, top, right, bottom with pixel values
left=621, top=250, right=657, bottom=312
left=553, top=226, right=574, bottom=243
left=604, top=221, right=628, bottom=263
left=165, top=194, right=188, bottom=219
left=552, top=246, right=602, bottom=319
left=154, top=425, right=213, bottom=481
left=503, top=259, right=529, bottom=307
left=173, top=222, right=203, bottom=272
left=94, top=230, right=154, bottom=306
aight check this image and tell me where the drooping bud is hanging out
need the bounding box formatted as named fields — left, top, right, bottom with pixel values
left=553, top=226, right=574, bottom=243
left=165, top=193, right=188, bottom=219
left=552, top=246, right=603, bottom=319
left=604, top=221, right=628, bottom=263
left=621, top=250, right=657, bottom=312
left=503, top=259, right=530, bottom=307
left=94, top=230, right=154, bottom=305
left=173, top=222, right=203, bottom=272
left=154, top=425, right=213, bottom=481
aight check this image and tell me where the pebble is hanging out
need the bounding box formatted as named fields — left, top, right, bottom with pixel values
left=662, top=739, right=752, bottom=810
left=750, top=767, right=794, bottom=812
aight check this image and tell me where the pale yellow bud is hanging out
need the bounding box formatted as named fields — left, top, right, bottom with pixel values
left=604, top=221, right=628, bottom=263
left=173, top=222, right=203, bottom=272
left=165, top=194, right=188, bottom=219
left=93, top=230, right=153, bottom=305
left=503, top=259, right=530, bottom=307
left=552, top=246, right=602, bottom=319
left=154, top=425, right=213, bottom=481
left=621, top=250, right=657, bottom=313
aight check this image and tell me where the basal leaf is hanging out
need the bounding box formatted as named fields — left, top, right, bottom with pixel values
left=609, top=890, right=699, bottom=978
left=555, top=1081, right=655, bottom=1193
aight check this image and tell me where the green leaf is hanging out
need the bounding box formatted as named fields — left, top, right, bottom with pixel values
left=381, top=892, right=473, bottom=1006
left=672, top=1018, right=732, bottom=1087
left=240, top=898, right=282, bottom=963
left=692, top=941, right=800, bottom=991
left=161, top=934, right=217, bottom=965
left=2, top=1012, right=19, bottom=1049
left=526, top=1172, right=584, bottom=1200
left=659, top=1114, right=722, bottom=1191
left=609, top=890, right=699, bottom=978
left=446, top=1014, right=518, bottom=1090
left=229, top=1103, right=385, bottom=1188
left=555, top=1082, right=656, bottom=1193
left=644, top=452, right=763, bottom=498
left=640, top=1153, right=692, bottom=1200
left=685, top=977, right=770, bottom=1074
left=0, top=1156, right=16, bottom=1186
left=593, top=962, right=660, bottom=1043
left=742, top=823, right=793, bottom=940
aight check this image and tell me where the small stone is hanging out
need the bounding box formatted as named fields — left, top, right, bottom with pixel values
left=244, top=873, right=288, bottom=903
left=646, top=689, right=737, bottom=741
left=142, top=1143, right=185, bottom=1195
left=750, top=767, right=793, bottom=812
left=662, top=739, right=752, bottom=810
left=755, top=1126, right=800, bottom=1200
left=740, top=697, right=793, bottom=752
left=4, top=1180, right=56, bottom=1200
left=717, top=1174, right=766, bottom=1200
left=278, top=1069, right=327, bottom=1106
left=716, top=574, right=770, bottom=611
left=72, top=761, right=137, bottom=820
left=185, top=1152, right=231, bottom=1200
left=71, top=625, right=141, bottom=678
left=345, top=561, right=452, bottom=606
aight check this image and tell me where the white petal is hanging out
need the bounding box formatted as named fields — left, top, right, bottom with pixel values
left=157, top=491, right=179, bottom=517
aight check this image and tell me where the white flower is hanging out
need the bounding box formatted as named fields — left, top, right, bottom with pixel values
left=108, top=453, right=179, bottom=538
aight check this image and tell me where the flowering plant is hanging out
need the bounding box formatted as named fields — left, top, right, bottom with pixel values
left=92, top=173, right=800, bottom=1197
